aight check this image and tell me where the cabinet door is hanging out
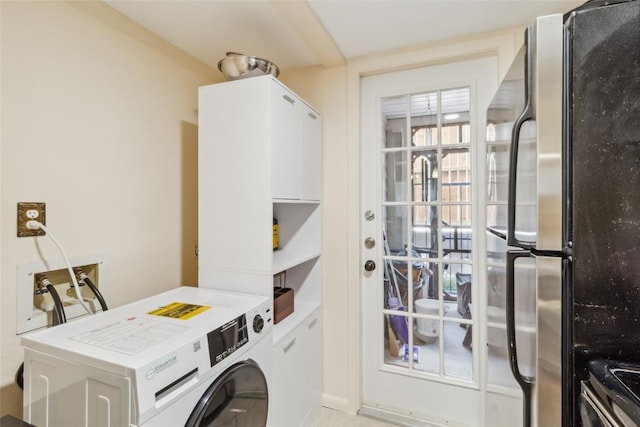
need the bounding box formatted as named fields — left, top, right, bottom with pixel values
left=270, top=310, right=322, bottom=426
left=271, top=83, right=300, bottom=200
left=300, top=105, right=322, bottom=201
left=271, top=328, right=306, bottom=426
left=300, top=311, right=322, bottom=416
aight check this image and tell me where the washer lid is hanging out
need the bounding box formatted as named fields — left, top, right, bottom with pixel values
left=21, top=286, right=271, bottom=371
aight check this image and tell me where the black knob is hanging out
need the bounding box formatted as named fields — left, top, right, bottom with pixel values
left=364, top=260, right=376, bottom=272
left=253, top=315, right=264, bottom=333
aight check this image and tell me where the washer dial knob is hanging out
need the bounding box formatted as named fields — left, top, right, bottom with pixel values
left=253, top=314, right=265, bottom=333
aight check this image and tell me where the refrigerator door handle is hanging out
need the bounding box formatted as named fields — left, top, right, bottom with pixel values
left=507, top=26, right=534, bottom=249
left=486, top=226, right=507, bottom=240
left=507, top=249, right=534, bottom=427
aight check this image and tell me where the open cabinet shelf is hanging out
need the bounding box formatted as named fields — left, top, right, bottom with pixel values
left=273, top=201, right=321, bottom=274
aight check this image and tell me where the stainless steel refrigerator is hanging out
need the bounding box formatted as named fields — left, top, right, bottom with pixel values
left=485, top=1, right=640, bottom=426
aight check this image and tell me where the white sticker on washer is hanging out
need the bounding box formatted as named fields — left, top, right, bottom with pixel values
left=71, top=317, right=187, bottom=355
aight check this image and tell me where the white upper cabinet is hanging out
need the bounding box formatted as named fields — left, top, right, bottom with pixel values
left=271, top=81, right=322, bottom=201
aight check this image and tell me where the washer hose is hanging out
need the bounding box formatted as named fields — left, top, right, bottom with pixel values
left=46, top=283, right=67, bottom=326
left=76, top=271, right=108, bottom=312
left=17, top=280, right=68, bottom=390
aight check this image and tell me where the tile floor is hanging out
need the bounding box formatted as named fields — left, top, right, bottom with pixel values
left=310, top=407, right=400, bottom=427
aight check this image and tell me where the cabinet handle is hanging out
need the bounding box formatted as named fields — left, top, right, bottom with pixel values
left=308, top=317, right=318, bottom=329
left=283, top=338, right=296, bottom=353
left=307, top=112, right=318, bottom=120
left=282, top=94, right=296, bottom=105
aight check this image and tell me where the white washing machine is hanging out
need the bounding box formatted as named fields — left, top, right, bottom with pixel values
left=21, top=286, right=273, bottom=427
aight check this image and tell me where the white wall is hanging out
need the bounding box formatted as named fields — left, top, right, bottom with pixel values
left=281, top=66, right=351, bottom=408
left=0, top=1, right=217, bottom=417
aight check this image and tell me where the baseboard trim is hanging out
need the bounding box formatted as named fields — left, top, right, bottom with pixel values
left=359, top=405, right=446, bottom=427
left=321, top=394, right=354, bottom=415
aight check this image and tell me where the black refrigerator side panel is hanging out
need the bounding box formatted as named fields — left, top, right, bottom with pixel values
left=570, top=0, right=640, bottom=417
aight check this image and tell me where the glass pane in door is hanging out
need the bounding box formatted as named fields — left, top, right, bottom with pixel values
left=382, top=96, right=407, bottom=148
left=412, top=205, right=438, bottom=255
left=384, top=206, right=407, bottom=254
left=414, top=315, right=440, bottom=375
left=441, top=88, right=470, bottom=145
left=444, top=320, right=473, bottom=379
left=443, top=263, right=472, bottom=320
left=384, top=313, right=409, bottom=368
left=383, top=151, right=407, bottom=202
left=383, top=206, right=408, bottom=313
left=411, top=92, right=438, bottom=147
left=412, top=149, right=438, bottom=203
left=442, top=206, right=472, bottom=257
left=442, top=148, right=471, bottom=202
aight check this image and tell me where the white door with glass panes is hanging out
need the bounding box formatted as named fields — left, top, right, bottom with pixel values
left=360, top=56, right=497, bottom=426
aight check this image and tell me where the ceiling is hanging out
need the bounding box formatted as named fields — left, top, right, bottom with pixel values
left=105, top=0, right=584, bottom=74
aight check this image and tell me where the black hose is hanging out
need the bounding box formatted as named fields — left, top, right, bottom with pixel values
left=17, top=284, right=67, bottom=390
left=82, top=277, right=108, bottom=311
left=46, top=283, right=66, bottom=326
left=15, top=362, right=24, bottom=390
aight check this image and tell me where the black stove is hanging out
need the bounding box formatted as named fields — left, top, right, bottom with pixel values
left=581, top=359, right=640, bottom=427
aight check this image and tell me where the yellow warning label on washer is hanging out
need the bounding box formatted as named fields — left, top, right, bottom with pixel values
left=147, top=302, right=211, bottom=320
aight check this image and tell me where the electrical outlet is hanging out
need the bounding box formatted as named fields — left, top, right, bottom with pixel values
left=17, top=202, right=46, bottom=237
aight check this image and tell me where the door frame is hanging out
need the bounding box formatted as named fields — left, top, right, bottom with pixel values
left=343, top=32, right=523, bottom=416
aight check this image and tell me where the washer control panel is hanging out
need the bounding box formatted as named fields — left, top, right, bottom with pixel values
left=207, top=314, right=249, bottom=368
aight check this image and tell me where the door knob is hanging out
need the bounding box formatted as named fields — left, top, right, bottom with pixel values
left=364, top=260, right=376, bottom=272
